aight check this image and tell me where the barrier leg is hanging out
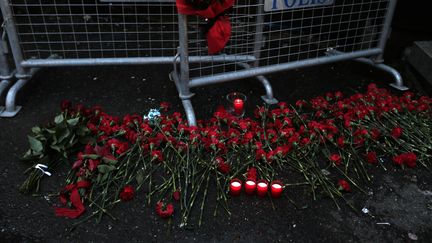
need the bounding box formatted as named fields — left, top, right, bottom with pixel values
left=0, top=21, right=14, bottom=114
left=326, top=49, right=408, bottom=91
left=355, top=57, right=408, bottom=91
left=236, top=63, right=278, bottom=105
left=176, top=14, right=197, bottom=126
left=0, top=68, right=38, bottom=117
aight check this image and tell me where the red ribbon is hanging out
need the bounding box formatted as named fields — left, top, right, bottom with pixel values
left=54, top=180, right=91, bottom=219
left=176, top=0, right=235, bottom=54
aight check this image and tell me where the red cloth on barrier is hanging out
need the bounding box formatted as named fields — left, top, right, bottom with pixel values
left=207, top=16, right=231, bottom=55
left=176, top=0, right=235, bottom=54
left=54, top=180, right=91, bottom=219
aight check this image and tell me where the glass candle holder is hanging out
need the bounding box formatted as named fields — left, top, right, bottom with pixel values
left=229, top=178, right=242, bottom=196
left=256, top=179, right=268, bottom=197
left=244, top=179, right=256, bottom=195
left=270, top=181, right=283, bottom=198
left=226, top=92, right=247, bottom=117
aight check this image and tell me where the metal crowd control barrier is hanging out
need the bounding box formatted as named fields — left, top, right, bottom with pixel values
left=0, top=12, right=15, bottom=114
left=0, top=0, right=406, bottom=125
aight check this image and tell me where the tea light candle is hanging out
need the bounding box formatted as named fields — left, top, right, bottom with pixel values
left=233, top=98, right=244, bottom=114
left=256, top=180, right=268, bottom=197
left=244, top=179, right=256, bottom=195
left=270, top=181, right=283, bottom=198
left=230, top=179, right=242, bottom=196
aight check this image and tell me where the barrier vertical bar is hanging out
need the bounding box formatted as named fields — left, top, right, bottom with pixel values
left=251, top=0, right=277, bottom=104
left=0, top=0, right=31, bottom=116
left=0, top=21, right=13, bottom=108
left=177, top=13, right=196, bottom=126
left=368, top=0, right=407, bottom=90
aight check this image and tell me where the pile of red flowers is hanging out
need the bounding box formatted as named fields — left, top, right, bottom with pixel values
left=23, top=83, right=432, bottom=225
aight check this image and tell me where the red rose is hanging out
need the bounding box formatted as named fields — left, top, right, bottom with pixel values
left=338, top=179, right=351, bottom=192
left=366, top=152, right=378, bottom=164
left=391, top=127, right=403, bottom=139
left=88, top=159, right=100, bottom=171
left=156, top=201, right=174, bottom=218
left=60, top=100, right=72, bottom=111
left=329, top=153, right=342, bottom=166
left=119, top=185, right=135, bottom=201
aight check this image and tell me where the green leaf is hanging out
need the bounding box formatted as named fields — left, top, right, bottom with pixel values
left=45, top=128, right=56, bottom=134
left=102, top=156, right=118, bottom=165
left=50, top=144, right=63, bottom=152
left=82, top=154, right=99, bottom=159
left=97, top=164, right=116, bottom=174
left=101, top=173, right=109, bottom=183
left=67, top=117, right=80, bottom=126
left=54, top=114, right=64, bottom=124
left=96, top=173, right=102, bottom=184
left=31, top=126, right=41, bottom=134
left=22, top=149, right=33, bottom=160
left=76, top=126, right=89, bottom=137
left=28, top=136, right=43, bottom=153
left=56, top=128, right=71, bottom=144
left=68, top=133, right=77, bottom=146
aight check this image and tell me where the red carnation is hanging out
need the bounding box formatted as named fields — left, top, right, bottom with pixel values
left=391, top=127, right=403, bottom=139
left=172, top=190, right=181, bottom=201
left=155, top=201, right=174, bottom=218
left=119, top=185, right=135, bottom=201
left=151, top=150, right=163, bottom=162
left=392, top=154, right=404, bottom=166
left=329, top=153, right=342, bottom=166
left=216, top=157, right=230, bottom=174
left=338, top=179, right=351, bottom=192
left=370, top=128, right=381, bottom=140
left=246, top=167, right=257, bottom=181
left=393, top=152, right=417, bottom=168
left=336, top=137, right=345, bottom=148
left=160, top=102, right=170, bottom=112
left=366, top=152, right=378, bottom=164
left=404, top=152, right=417, bottom=168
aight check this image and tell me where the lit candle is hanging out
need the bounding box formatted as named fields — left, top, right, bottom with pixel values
left=244, top=179, right=256, bottom=195
left=270, top=181, right=283, bottom=198
left=230, top=179, right=242, bottom=196
left=233, top=98, right=244, bottom=115
left=256, top=180, right=268, bottom=197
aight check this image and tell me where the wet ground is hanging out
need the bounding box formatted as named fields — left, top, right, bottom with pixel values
left=1, top=26, right=432, bottom=242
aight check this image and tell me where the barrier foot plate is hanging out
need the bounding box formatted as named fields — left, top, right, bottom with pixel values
left=0, top=106, right=22, bottom=117
left=261, top=95, right=278, bottom=105
left=389, top=83, right=409, bottom=91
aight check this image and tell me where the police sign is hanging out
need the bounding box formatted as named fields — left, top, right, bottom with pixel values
left=265, top=0, right=335, bottom=12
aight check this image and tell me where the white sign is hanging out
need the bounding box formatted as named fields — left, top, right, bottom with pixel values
left=265, top=0, right=335, bottom=12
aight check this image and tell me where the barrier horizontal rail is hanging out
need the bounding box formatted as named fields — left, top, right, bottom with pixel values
left=0, top=0, right=407, bottom=124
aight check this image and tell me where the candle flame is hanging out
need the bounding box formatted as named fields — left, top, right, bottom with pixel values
left=257, top=182, right=267, bottom=187
left=272, top=183, right=282, bottom=189
left=246, top=180, right=256, bottom=186
left=231, top=181, right=241, bottom=187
